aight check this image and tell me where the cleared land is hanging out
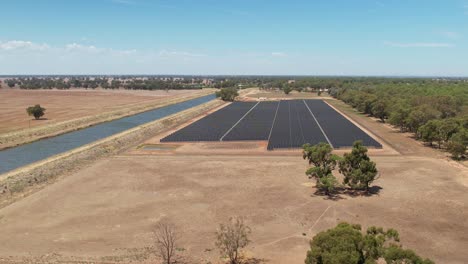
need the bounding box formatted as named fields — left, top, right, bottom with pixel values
left=246, top=90, right=326, bottom=99
left=0, top=155, right=466, bottom=263
left=0, top=88, right=200, bottom=134
left=0, top=95, right=466, bottom=264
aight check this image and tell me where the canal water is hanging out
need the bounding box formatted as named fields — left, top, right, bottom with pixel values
left=0, top=94, right=216, bottom=174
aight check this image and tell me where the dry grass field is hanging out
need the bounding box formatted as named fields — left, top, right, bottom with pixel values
left=0, top=93, right=466, bottom=264
left=0, top=88, right=199, bottom=134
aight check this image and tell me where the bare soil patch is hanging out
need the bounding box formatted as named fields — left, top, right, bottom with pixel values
left=245, top=89, right=330, bottom=100
left=0, top=154, right=466, bottom=264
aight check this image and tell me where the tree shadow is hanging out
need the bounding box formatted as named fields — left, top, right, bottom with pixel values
left=343, top=186, right=382, bottom=197
left=312, top=189, right=345, bottom=201
left=241, top=257, right=269, bottom=264
left=312, top=185, right=382, bottom=201
left=31, top=117, right=48, bottom=121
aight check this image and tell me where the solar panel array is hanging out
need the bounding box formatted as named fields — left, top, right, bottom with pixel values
left=267, top=100, right=329, bottom=150
left=160, top=102, right=256, bottom=142
left=304, top=100, right=382, bottom=148
left=223, top=101, right=279, bottom=141
left=161, top=99, right=382, bottom=150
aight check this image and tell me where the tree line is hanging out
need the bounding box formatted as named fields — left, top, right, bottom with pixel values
left=328, top=81, right=467, bottom=159
left=3, top=77, right=205, bottom=90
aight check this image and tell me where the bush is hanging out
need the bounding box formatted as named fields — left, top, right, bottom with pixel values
left=216, top=88, right=239, bottom=102
left=283, top=86, right=292, bottom=95
left=26, top=104, right=46, bottom=120
left=305, top=222, right=434, bottom=264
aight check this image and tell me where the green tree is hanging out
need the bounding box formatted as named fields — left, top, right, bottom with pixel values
left=110, top=79, right=121, bottom=89
left=305, top=223, right=364, bottom=264
left=215, top=217, right=251, bottom=264
left=432, top=95, right=461, bottom=119
left=437, top=118, right=460, bottom=144
left=371, top=99, right=388, bottom=122
left=384, top=245, right=435, bottom=264
left=216, top=88, right=239, bottom=102
left=446, top=129, right=467, bottom=159
left=388, top=103, right=411, bottom=132
left=357, top=94, right=377, bottom=115
left=7, top=79, right=16, bottom=88
left=303, top=143, right=340, bottom=195
left=283, top=86, right=292, bottom=95
left=338, top=141, right=378, bottom=192
left=26, top=104, right=46, bottom=120
left=305, top=222, right=433, bottom=264
left=418, top=120, right=441, bottom=147
left=406, top=105, right=440, bottom=133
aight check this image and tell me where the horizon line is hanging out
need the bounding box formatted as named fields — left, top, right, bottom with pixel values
left=1, top=74, right=468, bottom=79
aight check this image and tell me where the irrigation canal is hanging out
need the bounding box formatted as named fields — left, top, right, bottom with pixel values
left=0, top=94, right=216, bottom=175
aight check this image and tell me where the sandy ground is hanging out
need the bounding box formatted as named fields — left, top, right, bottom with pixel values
left=0, top=155, right=466, bottom=264
left=246, top=90, right=330, bottom=99
left=0, top=95, right=467, bottom=263
left=0, top=88, right=199, bottom=134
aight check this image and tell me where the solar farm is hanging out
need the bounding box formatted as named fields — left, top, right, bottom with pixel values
left=161, top=99, right=382, bottom=150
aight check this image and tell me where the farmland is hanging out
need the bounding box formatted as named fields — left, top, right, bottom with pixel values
left=0, top=88, right=202, bottom=134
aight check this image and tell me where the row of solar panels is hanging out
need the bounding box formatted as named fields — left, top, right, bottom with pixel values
left=161, top=100, right=382, bottom=150
left=267, top=100, right=328, bottom=150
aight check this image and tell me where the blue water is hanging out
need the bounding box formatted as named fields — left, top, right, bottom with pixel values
left=0, top=94, right=216, bottom=174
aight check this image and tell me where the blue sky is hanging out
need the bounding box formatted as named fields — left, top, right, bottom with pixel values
left=0, top=0, right=467, bottom=76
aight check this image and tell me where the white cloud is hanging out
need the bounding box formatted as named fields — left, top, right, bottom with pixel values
left=271, top=52, right=287, bottom=57
left=440, top=31, right=461, bottom=39
left=65, top=43, right=100, bottom=53
left=384, top=41, right=455, bottom=48
left=0, top=40, right=49, bottom=51
left=0, top=40, right=205, bottom=59
left=158, top=50, right=205, bottom=57
left=111, top=49, right=137, bottom=55
left=66, top=43, right=137, bottom=56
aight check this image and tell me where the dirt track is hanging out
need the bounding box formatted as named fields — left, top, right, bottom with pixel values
left=0, top=91, right=466, bottom=263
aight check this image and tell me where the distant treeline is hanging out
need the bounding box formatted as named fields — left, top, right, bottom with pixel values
left=2, top=77, right=207, bottom=90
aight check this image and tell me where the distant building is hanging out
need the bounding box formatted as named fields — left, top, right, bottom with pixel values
left=288, top=80, right=296, bottom=84
left=202, top=78, right=214, bottom=85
